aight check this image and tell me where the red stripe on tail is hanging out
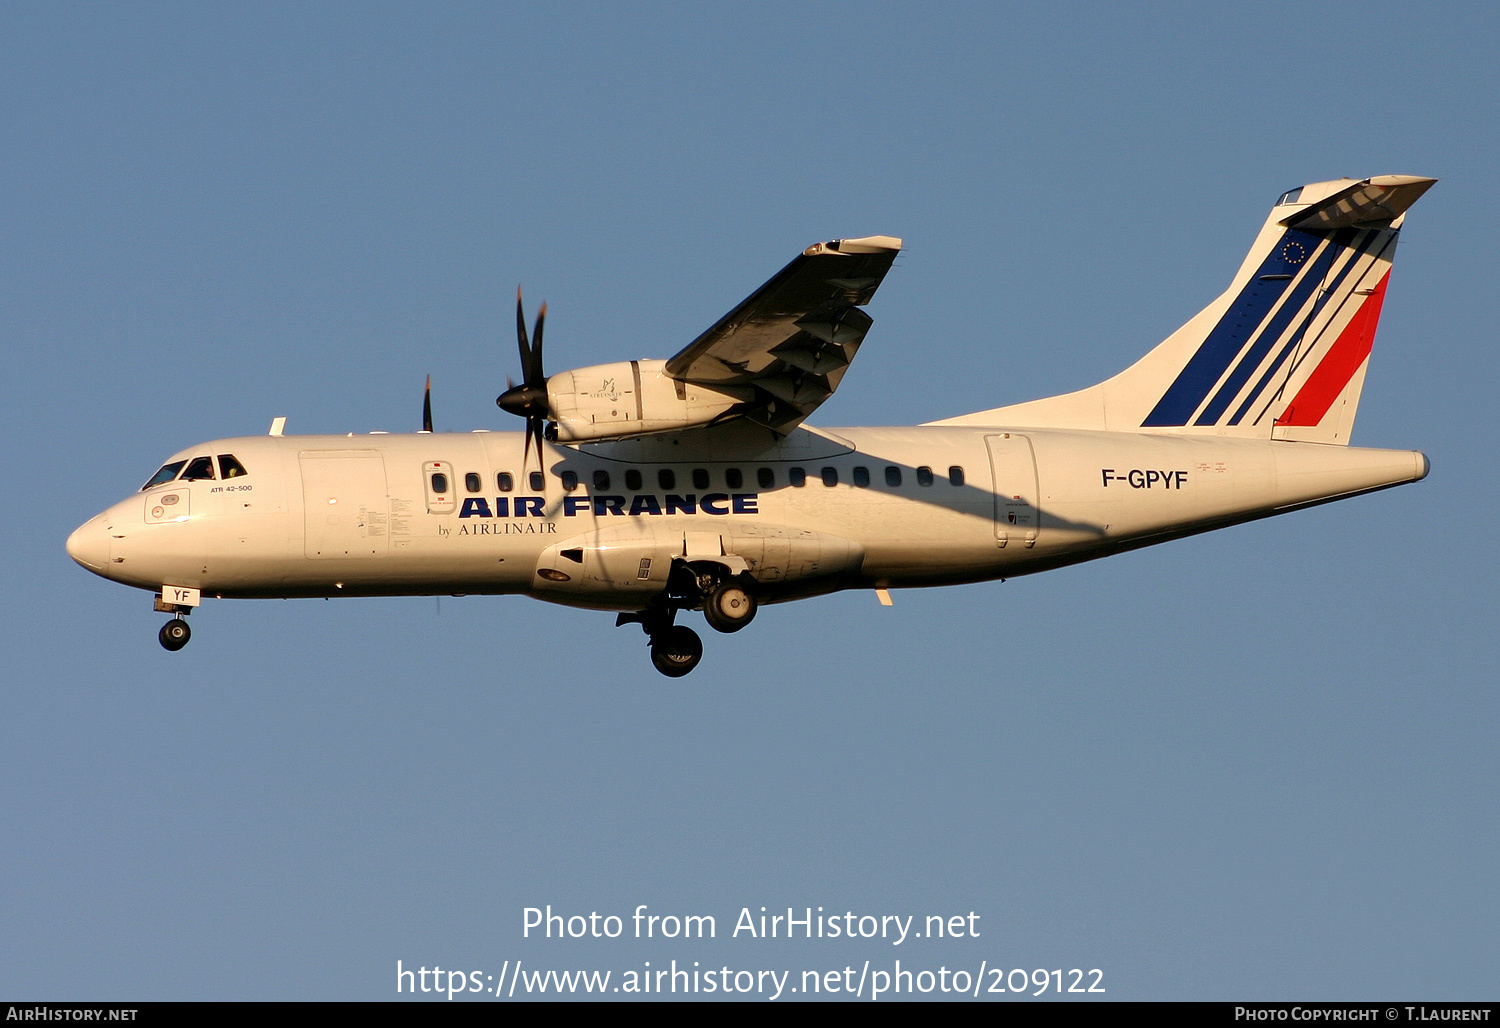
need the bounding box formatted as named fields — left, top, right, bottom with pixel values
left=1276, top=270, right=1391, bottom=427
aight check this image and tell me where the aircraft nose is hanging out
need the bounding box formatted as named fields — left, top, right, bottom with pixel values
left=66, top=517, right=110, bottom=572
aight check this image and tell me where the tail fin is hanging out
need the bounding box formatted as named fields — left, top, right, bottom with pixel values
left=934, top=175, right=1435, bottom=444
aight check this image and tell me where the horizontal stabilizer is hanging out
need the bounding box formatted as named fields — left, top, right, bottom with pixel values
left=1280, top=175, right=1435, bottom=232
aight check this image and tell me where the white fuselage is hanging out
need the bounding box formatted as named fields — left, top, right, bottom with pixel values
left=68, top=422, right=1427, bottom=609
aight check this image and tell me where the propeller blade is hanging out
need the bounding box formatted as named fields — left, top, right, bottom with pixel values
left=523, top=417, right=540, bottom=472
left=530, top=303, right=546, bottom=386
left=501, top=286, right=552, bottom=470
left=515, top=286, right=531, bottom=376
left=422, top=374, right=433, bottom=433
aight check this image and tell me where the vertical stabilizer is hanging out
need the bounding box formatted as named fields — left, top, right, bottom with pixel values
left=933, top=175, right=1435, bottom=444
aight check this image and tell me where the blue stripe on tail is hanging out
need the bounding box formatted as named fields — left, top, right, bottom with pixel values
left=1227, top=229, right=1385, bottom=426
left=1192, top=229, right=1358, bottom=425
left=1141, top=229, right=1326, bottom=427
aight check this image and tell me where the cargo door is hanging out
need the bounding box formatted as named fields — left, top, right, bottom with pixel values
left=300, top=451, right=390, bottom=558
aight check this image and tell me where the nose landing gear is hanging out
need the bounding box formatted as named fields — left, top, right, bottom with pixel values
left=158, top=618, right=191, bottom=651
left=153, top=591, right=195, bottom=652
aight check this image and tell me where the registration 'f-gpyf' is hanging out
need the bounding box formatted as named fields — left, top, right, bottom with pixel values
left=70, top=175, right=1435, bottom=676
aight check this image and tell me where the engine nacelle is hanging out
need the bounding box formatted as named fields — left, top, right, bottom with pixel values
left=547, top=359, right=744, bottom=443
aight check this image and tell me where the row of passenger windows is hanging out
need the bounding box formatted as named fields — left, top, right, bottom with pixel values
left=430, top=465, right=966, bottom=494
left=142, top=454, right=249, bottom=490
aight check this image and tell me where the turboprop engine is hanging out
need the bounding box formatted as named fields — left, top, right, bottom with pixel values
left=545, top=359, right=747, bottom=442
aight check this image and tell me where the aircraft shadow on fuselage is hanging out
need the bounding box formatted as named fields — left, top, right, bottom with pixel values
left=540, top=424, right=1107, bottom=544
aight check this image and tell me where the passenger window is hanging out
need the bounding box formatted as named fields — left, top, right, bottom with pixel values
left=725, top=468, right=743, bottom=489
left=497, top=472, right=514, bottom=492
left=692, top=468, right=710, bottom=490
left=593, top=469, right=610, bottom=490
left=949, top=466, right=965, bottom=486
left=821, top=467, right=839, bottom=487
left=561, top=470, right=579, bottom=491
left=465, top=472, right=482, bottom=493
left=885, top=466, right=902, bottom=487
left=658, top=469, right=676, bottom=490
left=789, top=467, right=806, bottom=487
left=218, top=454, right=248, bottom=479
left=852, top=466, right=870, bottom=488
left=917, top=466, right=934, bottom=487
left=183, top=456, right=216, bottom=481
left=625, top=469, right=642, bottom=491
left=431, top=472, right=449, bottom=493
left=529, top=471, right=545, bottom=491
left=142, top=460, right=187, bottom=490
left=757, top=467, right=775, bottom=489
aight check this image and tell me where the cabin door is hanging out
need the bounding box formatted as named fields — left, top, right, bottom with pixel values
left=985, top=433, right=1039, bottom=549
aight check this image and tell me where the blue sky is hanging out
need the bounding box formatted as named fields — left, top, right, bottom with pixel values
left=4, top=2, right=1496, bottom=1001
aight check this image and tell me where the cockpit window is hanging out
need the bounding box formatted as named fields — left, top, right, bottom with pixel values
left=142, top=460, right=187, bottom=490
left=218, top=454, right=248, bottom=479
left=182, top=456, right=216, bottom=481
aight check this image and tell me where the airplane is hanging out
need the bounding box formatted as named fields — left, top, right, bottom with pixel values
left=68, top=174, right=1435, bottom=677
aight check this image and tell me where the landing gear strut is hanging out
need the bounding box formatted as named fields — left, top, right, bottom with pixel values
left=617, top=606, right=703, bottom=677
left=158, top=618, right=191, bottom=651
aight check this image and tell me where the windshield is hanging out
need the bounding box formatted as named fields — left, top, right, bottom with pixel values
left=182, top=455, right=215, bottom=481
left=142, top=460, right=187, bottom=490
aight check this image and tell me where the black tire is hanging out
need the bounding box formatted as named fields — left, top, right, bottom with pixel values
left=650, top=625, right=703, bottom=677
left=158, top=618, right=191, bottom=652
left=703, top=580, right=757, bottom=634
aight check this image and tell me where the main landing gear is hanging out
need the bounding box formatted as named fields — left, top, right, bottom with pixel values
left=618, top=563, right=760, bottom=677
left=618, top=607, right=703, bottom=677
left=703, top=579, right=757, bottom=633
left=651, top=625, right=703, bottom=678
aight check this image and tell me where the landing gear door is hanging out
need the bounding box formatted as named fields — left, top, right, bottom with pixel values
left=985, top=433, right=1039, bottom=549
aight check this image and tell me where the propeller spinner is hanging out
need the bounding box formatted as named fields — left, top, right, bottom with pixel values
left=497, top=288, right=550, bottom=467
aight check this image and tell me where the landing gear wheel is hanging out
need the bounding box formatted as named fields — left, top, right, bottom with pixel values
left=158, top=618, right=191, bottom=651
left=703, top=580, right=757, bottom=634
left=650, top=625, right=703, bottom=677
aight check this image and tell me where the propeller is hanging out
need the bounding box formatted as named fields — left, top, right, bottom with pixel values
left=497, top=287, right=550, bottom=468
left=421, top=374, right=433, bottom=433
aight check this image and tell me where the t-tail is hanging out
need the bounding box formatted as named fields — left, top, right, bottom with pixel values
left=935, top=175, right=1436, bottom=444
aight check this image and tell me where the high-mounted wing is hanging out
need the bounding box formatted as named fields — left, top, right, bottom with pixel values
left=664, top=235, right=902, bottom=432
